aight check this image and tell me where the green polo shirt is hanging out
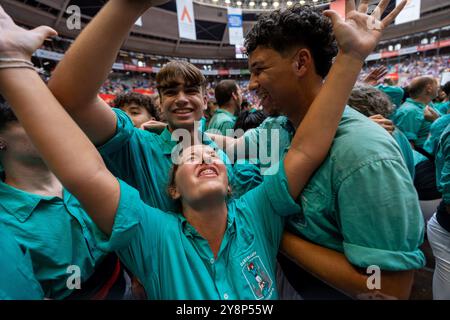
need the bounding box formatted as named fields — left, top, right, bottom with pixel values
left=434, top=101, right=450, bottom=116
left=376, top=85, right=404, bottom=109
left=274, top=107, right=424, bottom=271
left=243, top=116, right=295, bottom=172
left=207, top=109, right=237, bottom=136
left=391, top=98, right=437, bottom=148
left=424, top=114, right=450, bottom=156
left=99, top=109, right=247, bottom=212
left=435, top=124, right=450, bottom=204
left=0, top=182, right=107, bottom=299
left=0, top=222, right=44, bottom=300
left=392, top=129, right=416, bottom=179
left=97, top=162, right=300, bottom=300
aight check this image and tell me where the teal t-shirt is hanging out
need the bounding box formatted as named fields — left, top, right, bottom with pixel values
left=266, top=108, right=425, bottom=271
left=376, top=85, right=404, bottom=109
left=434, top=101, right=450, bottom=116
left=391, top=98, right=438, bottom=148
left=424, top=114, right=450, bottom=156
left=0, top=222, right=44, bottom=300
left=243, top=116, right=295, bottom=173
left=392, top=129, right=416, bottom=179
left=97, top=162, right=300, bottom=300
left=0, top=183, right=107, bottom=299
left=435, top=124, right=450, bottom=204
left=207, top=109, right=237, bottom=136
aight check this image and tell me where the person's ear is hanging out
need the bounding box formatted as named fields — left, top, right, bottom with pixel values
left=168, top=185, right=181, bottom=200
left=292, top=48, right=312, bottom=78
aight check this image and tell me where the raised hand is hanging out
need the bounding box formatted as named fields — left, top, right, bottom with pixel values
left=0, top=6, right=57, bottom=60
left=364, top=66, right=388, bottom=85
left=324, top=0, right=407, bottom=61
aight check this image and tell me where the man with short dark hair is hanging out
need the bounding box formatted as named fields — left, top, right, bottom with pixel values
left=392, top=76, right=440, bottom=149
left=208, top=80, right=242, bottom=136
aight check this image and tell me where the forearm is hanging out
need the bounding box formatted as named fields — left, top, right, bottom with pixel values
left=48, top=0, right=149, bottom=109
left=284, top=53, right=363, bottom=198
left=281, top=232, right=414, bottom=300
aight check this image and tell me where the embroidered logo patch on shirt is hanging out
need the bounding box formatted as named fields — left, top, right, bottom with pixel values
left=242, top=255, right=273, bottom=299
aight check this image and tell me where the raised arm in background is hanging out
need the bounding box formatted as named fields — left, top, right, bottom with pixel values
left=47, top=0, right=168, bottom=146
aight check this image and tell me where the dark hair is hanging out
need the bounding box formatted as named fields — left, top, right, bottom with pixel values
left=215, top=80, right=239, bottom=107
left=0, top=95, right=17, bottom=131
left=156, top=61, right=206, bottom=94
left=234, top=110, right=267, bottom=132
left=245, top=4, right=338, bottom=78
left=112, top=92, right=160, bottom=121
left=407, top=76, right=436, bottom=99
left=442, top=81, right=450, bottom=96
left=348, top=84, right=394, bottom=118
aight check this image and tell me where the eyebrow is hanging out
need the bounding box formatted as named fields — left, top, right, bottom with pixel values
left=250, top=61, right=262, bottom=70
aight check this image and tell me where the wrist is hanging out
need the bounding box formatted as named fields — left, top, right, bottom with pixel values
left=0, top=50, right=32, bottom=62
left=335, top=52, right=365, bottom=69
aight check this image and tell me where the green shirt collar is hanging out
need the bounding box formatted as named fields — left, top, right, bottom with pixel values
left=405, top=98, right=426, bottom=109
left=177, top=206, right=237, bottom=239
left=0, top=182, right=71, bottom=222
left=215, top=109, right=236, bottom=119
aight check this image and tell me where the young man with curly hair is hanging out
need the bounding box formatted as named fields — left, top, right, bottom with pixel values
left=244, top=1, right=425, bottom=300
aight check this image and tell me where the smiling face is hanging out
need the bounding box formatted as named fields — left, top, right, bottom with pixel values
left=156, top=61, right=207, bottom=132
left=159, top=81, right=206, bottom=131
left=169, top=145, right=229, bottom=207
left=248, top=46, right=299, bottom=116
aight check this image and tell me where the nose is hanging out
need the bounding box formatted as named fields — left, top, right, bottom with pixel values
left=248, top=74, right=259, bottom=92
left=202, top=153, right=213, bottom=165
left=175, top=91, right=189, bottom=108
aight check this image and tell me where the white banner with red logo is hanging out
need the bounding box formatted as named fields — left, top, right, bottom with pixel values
left=176, top=0, right=196, bottom=40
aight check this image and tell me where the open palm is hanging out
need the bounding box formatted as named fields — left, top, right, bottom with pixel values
left=324, top=0, right=407, bottom=61
left=0, top=6, right=57, bottom=60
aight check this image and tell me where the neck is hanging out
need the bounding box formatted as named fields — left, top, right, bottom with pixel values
left=288, top=76, right=323, bottom=127
left=413, top=96, right=432, bottom=106
left=2, top=159, right=63, bottom=197
left=183, top=200, right=228, bottom=258
left=221, top=103, right=236, bottom=115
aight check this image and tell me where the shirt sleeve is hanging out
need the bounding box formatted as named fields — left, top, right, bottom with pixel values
left=218, top=120, right=236, bottom=137
left=337, top=159, right=426, bottom=271
left=96, top=179, right=169, bottom=280
left=97, top=108, right=136, bottom=156
left=393, top=108, right=423, bottom=142
left=234, top=161, right=301, bottom=246
left=231, top=160, right=263, bottom=198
